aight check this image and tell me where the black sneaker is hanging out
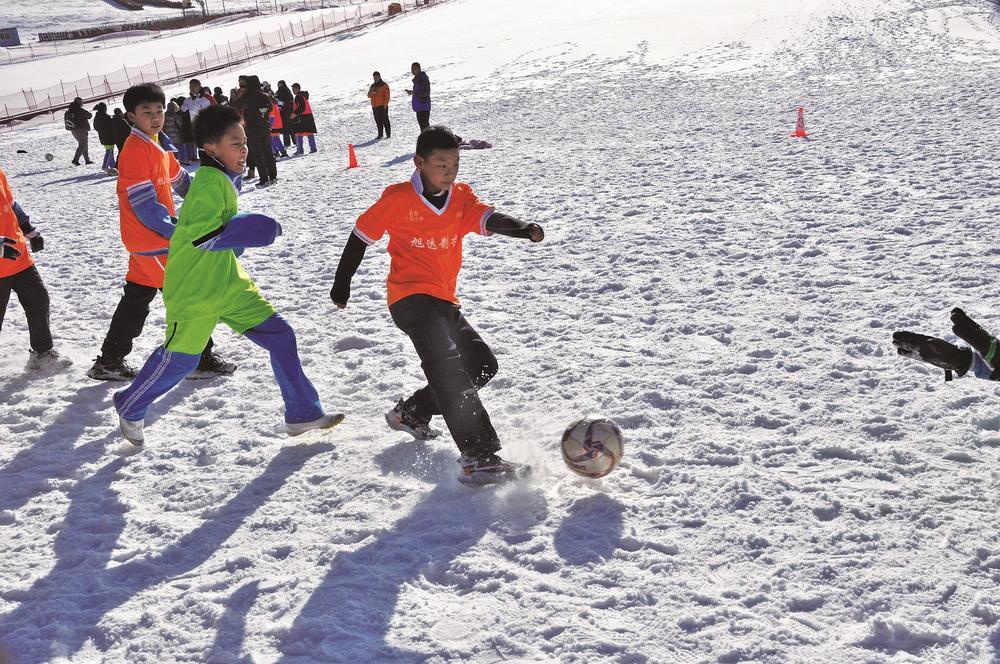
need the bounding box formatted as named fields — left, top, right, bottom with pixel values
left=457, top=453, right=531, bottom=486
left=87, top=355, right=137, bottom=381
left=892, top=331, right=972, bottom=379
left=385, top=398, right=441, bottom=440
left=186, top=351, right=237, bottom=380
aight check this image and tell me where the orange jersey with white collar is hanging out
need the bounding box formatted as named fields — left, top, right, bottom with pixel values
left=115, top=128, right=190, bottom=287
left=353, top=171, right=495, bottom=306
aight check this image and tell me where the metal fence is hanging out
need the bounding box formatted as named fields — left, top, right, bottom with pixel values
left=1, top=0, right=433, bottom=125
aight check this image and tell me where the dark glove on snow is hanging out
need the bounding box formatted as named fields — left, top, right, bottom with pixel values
left=0, top=237, right=20, bottom=261
left=330, top=281, right=350, bottom=308
left=951, top=307, right=1000, bottom=372
left=892, top=330, right=972, bottom=381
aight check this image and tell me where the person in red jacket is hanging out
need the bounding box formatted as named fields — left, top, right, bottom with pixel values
left=269, top=100, right=289, bottom=159
left=0, top=166, right=72, bottom=370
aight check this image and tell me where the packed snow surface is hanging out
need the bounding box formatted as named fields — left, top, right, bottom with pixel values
left=2, top=0, right=1000, bottom=662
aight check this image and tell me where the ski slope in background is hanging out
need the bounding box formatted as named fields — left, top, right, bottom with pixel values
left=2, top=0, right=1000, bottom=661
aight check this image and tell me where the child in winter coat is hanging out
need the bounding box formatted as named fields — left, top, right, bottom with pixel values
left=0, top=165, right=72, bottom=370
left=113, top=105, right=344, bottom=447
left=330, top=125, right=544, bottom=485
left=269, top=101, right=289, bottom=158
left=88, top=83, right=234, bottom=382
left=290, top=83, right=317, bottom=154
left=93, top=102, right=117, bottom=175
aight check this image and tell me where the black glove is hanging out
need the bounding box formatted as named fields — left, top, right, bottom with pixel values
left=951, top=308, right=999, bottom=372
left=330, top=280, right=350, bottom=308
left=0, top=236, right=20, bottom=261
left=892, top=330, right=971, bottom=380
left=27, top=233, right=43, bottom=252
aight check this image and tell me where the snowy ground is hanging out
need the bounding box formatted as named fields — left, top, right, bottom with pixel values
left=2, top=0, right=1000, bottom=662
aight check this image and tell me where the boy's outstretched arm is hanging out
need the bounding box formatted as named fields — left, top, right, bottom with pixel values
left=192, top=212, right=282, bottom=251
left=330, top=233, right=367, bottom=308
left=485, top=212, right=544, bottom=242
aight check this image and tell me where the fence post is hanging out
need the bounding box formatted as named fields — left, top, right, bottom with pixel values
left=123, top=66, right=131, bottom=86
left=172, top=54, right=180, bottom=78
left=59, top=80, right=66, bottom=102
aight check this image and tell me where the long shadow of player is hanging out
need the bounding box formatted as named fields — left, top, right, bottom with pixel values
left=207, top=580, right=261, bottom=663
left=276, top=440, right=547, bottom=662
left=0, top=442, right=332, bottom=663
left=552, top=493, right=625, bottom=565
left=0, top=381, right=194, bottom=515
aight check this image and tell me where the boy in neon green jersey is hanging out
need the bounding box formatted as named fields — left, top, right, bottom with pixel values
left=114, top=106, right=343, bottom=447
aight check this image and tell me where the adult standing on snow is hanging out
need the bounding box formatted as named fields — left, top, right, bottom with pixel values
left=236, top=75, right=278, bottom=188
left=276, top=80, right=295, bottom=149
left=182, top=79, right=211, bottom=161
left=367, top=71, right=391, bottom=140
left=405, top=62, right=431, bottom=131
left=65, top=98, right=93, bottom=166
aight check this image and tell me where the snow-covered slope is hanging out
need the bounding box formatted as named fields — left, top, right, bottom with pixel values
left=2, top=0, right=1000, bottom=662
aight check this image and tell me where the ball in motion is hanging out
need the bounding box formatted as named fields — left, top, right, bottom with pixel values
left=561, top=417, right=624, bottom=478
left=44, top=153, right=54, bottom=161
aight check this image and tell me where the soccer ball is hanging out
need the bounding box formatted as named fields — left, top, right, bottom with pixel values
left=561, top=417, right=624, bottom=478
left=44, top=153, right=54, bottom=161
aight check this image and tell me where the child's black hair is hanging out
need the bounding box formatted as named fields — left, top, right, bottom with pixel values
left=122, top=83, right=166, bottom=113
left=416, top=125, right=461, bottom=157
left=194, top=105, right=242, bottom=147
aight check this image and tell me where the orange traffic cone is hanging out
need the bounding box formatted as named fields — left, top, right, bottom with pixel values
left=791, top=107, right=809, bottom=138
left=347, top=143, right=359, bottom=169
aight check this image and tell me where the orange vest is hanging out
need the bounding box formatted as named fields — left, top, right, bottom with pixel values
left=353, top=171, right=495, bottom=306
left=0, top=167, right=34, bottom=279
left=270, top=102, right=283, bottom=132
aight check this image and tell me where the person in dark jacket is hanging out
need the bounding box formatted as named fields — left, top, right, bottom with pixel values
left=367, top=71, right=391, bottom=140
left=111, top=108, right=131, bottom=167
left=234, top=75, right=278, bottom=187
left=93, top=102, right=116, bottom=174
left=162, top=101, right=186, bottom=157
left=276, top=80, right=295, bottom=148
left=213, top=86, right=229, bottom=106
left=290, top=83, right=317, bottom=154
left=65, top=97, right=93, bottom=166
left=405, top=63, right=431, bottom=131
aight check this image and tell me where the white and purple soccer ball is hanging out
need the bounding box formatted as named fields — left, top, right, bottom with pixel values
left=561, top=417, right=624, bottom=478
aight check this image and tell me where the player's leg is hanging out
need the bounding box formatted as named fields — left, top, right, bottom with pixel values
left=390, top=295, right=500, bottom=457
left=10, top=265, right=53, bottom=352
left=113, top=318, right=215, bottom=443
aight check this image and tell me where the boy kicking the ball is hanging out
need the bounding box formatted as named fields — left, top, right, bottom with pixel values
left=330, top=125, right=544, bottom=485
left=114, top=106, right=343, bottom=446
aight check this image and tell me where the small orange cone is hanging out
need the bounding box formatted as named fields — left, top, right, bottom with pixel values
left=347, top=143, right=359, bottom=169
left=791, top=107, right=809, bottom=138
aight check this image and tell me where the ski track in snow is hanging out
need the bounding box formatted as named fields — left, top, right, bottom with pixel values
left=2, top=0, right=1000, bottom=662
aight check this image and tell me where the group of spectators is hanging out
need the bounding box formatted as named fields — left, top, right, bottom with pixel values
left=63, top=60, right=434, bottom=181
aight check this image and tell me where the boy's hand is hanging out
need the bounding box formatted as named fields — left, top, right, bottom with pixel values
left=330, top=282, right=349, bottom=309
left=528, top=223, right=544, bottom=243
left=1, top=237, right=21, bottom=260
left=26, top=230, right=43, bottom=252
left=405, top=89, right=413, bottom=95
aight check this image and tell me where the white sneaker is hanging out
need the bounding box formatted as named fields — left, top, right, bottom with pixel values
left=286, top=413, right=345, bottom=437
left=26, top=349, right=73, bottom=371
left=119, top=415, right=145, bottom=447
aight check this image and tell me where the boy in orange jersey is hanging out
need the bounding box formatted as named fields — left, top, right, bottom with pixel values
left=330, top=125, right=544, bottom=485
left=88, top=83, right=235, bottom=381
left=0, top=166, right=73, bottom=370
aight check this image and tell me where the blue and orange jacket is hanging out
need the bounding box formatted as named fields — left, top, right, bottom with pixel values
left=0, top=167, right=36, bottom=279
left=115, top=127, right=191, bottom=287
